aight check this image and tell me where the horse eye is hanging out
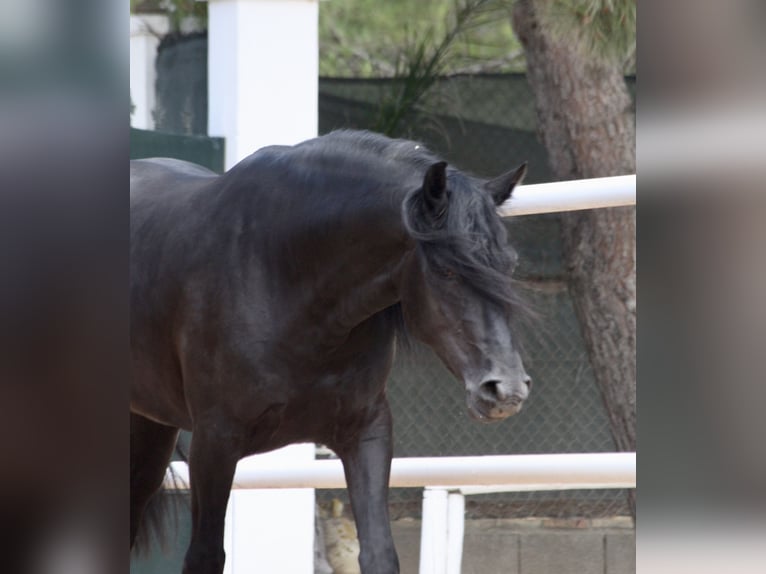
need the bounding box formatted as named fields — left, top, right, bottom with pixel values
left=437, top=267, right=457, bottom=280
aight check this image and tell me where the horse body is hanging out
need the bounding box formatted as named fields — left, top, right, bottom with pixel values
left=130, top=130, right=529, bottom=574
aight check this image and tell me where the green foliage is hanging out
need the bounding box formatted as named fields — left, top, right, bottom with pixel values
left=373, top=0, right=514, bottom=136
left=131, top=0, right=207, bottom=32
left=319, top=0, right=523, bottom=77
left=132, top=0, right=522, bottom=75
left=373, top=0, right=498, bottom=136
left=539, top=0, right=636, bottom=65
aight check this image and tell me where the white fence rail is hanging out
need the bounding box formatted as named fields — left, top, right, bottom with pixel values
left=165, top=452, right=636, bottom=574
left=498, top=174, right=636, bottom=217
left=164, top=452, right=636, bottom=492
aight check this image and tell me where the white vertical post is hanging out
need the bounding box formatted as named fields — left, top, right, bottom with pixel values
left=206, top=1, right=318, bottom=571
left=446, top=492, right=465, bottom=574
left=224, top=444, right=316, bottom=574
left=222, top=495, right=234, bottom=574
left=419, top=488, right=449, bottom=574
left=129, top=14, right=169, bottom=130
left=207, top=0, right=319, bottom=169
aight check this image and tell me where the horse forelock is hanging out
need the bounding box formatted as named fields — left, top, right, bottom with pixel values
left=402, top=169, right=526, bottom=318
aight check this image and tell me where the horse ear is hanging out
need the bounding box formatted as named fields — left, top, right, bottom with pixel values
left=421, top=161, right=449, bottom=220
left=485, top=162, right=527, bottom=206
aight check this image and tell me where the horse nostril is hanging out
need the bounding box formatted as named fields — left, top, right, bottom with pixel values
left=479, top=380, right=507, bottom=402
left=478, top=378, right=529, bottom=405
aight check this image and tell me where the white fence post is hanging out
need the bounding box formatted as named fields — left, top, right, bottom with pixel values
left=204, top=1, right=320, bottom=571
left=446, top=492, right=465, bottom=574
left=224, top=444, right=316, bottom=574
left=207, top=0, right=319, bottom=169
left=419, top=488, right=449, bottom=574
left=129, top=14, right=169, bottom=130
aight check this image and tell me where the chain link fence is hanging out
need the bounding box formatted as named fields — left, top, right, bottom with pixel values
left=151, top=34, right=635, bottom=519
left=318, top=74, right=549, bottom=181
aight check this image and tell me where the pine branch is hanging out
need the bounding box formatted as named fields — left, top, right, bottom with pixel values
left=374, top=0, right=508, bottom=136
left=538, top=0, right=636, bottom=65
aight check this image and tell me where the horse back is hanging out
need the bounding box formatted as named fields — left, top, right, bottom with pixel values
left=131, top=157, right=217, bottom=180
left=130, top=158, right=222, bottom=427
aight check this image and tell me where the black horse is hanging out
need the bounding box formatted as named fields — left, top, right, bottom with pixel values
left=130, top=130, right=530, bottom=574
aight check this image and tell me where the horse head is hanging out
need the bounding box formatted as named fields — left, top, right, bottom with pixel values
left=399, top=160, right=530, bottom=421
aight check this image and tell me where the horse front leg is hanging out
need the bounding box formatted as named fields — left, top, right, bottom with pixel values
left=183, top=424, right=240, bottom=574
left=338, top=400, right=399, bottom=574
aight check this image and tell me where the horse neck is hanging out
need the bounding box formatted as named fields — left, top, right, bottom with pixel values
left=279, top=191, right=413, bottom=350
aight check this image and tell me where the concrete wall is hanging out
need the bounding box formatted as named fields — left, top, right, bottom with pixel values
left=390, top=518, right=634, bottom=574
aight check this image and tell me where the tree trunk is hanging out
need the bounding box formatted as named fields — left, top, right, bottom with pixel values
left=511, top=0, right=636, bottom=517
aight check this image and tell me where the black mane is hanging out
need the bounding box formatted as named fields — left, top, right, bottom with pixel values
left=296, top=130, right=523, bottom=312
left=296, top=129, right=442, bottom=171
left=236, top=129, right=442, bottom=195
left=234, top=129, right=523, bottom=315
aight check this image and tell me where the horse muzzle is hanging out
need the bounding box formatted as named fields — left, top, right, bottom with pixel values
left=466, top=376, right=531, bottom=422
